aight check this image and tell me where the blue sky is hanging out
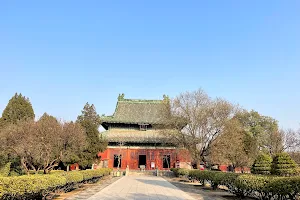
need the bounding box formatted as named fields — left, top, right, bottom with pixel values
left=0, top=1, right=299, bottom=129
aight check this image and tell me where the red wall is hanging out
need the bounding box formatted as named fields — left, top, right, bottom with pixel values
left=70, top=163, right=79, bottom=171
left=98, top=148, right=190, bottom=170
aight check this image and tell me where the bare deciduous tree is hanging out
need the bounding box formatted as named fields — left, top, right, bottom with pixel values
left=0, top=114, right=86, bottom=174
left=263, top=128, right=300, bottom=155
left=281, top=129, right=300, bottom=152
left=162, top=89, right=236, bottom=168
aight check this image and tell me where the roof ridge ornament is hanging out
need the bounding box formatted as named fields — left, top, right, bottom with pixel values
left=118, top=93, right=125, bottom=101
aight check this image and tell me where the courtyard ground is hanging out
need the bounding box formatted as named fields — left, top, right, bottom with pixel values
left=85, top=175, right=195, bottom=200
left=57, top=175, right=253, bottom=200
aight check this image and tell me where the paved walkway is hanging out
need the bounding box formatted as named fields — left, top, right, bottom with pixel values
left=64, top=177, right=121, bottom=200
left=87, top=175, right=196, bottom=200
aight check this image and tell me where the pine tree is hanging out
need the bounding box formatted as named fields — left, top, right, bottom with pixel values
left=39, top=113, right=58, bottom=123
left=0, top=93, right=34, bottom=174
left=77, top=103, right=101, bottom=127
left=0, top=93, right=35, bottom=126
left=77, top=103, right=107, bottom=169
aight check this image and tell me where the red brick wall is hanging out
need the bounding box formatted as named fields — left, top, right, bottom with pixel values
left=98, top=148, right=190, bottom=170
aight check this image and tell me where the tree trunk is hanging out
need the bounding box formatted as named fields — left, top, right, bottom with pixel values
left=67, top=164, right=70, bottom=172
left=44, top=169, right=49, bottom=174
left=196, top=159, right=201, bottom=169
left=20, top=158, right=29, bottom=175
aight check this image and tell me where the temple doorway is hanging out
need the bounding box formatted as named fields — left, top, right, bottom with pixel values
left=163, top=155, right=171, bottom=168
left=138, top=155, right=146, bottom=168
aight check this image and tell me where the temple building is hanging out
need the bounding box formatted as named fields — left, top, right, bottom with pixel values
left=98, top=94, right=191, bottom=170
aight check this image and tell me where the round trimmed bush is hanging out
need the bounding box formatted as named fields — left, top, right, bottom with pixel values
left=271, top=152, right=297, bottom=176
left=251, top=153, right=272, bottom=175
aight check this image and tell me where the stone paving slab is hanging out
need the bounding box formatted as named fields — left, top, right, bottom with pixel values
left=65, top=177, right=121, bottom=200
left=87, top=175, right=196, bottom=200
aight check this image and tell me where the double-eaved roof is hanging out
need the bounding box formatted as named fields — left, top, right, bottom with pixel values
left=101, top=94, right=169, bottom=126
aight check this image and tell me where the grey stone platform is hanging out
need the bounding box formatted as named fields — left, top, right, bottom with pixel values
left=87, top=175, right=196, bottom=200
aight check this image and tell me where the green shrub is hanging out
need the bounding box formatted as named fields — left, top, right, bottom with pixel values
left=170, top=168, right=178, bottom=174
left=251, top=153, right=272, bottom=175
left=49, top=170, right=65, bottom=175
left=188, top=170, right=238, bottom=190
left=0, top=174, right=66, bottom=199
left=187, top=169, right=300, bottom=199
left=9, top=171, right=21, bottom=177
left=62, top=171, right=84, bottom=183
left=28, top=169, right=65, bottom=175
left=266, top=176, right=298, bottom=199
left=233, top=174, right=272, bottom=198
left=171, top=168, right=189, bottom=177
left=0, top=168, right=112, bottom=199
left=0, top=162, right=11, bottom=177
left=272, top=152, right=297, bottom=176
left=80, top=169, right=98, bottom=181
left=78, top=168, right=112, bottom=181
left=178, top=168, right=190, bottom=176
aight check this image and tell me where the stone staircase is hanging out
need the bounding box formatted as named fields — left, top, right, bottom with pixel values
left=128, top=170, right=174, bottom=177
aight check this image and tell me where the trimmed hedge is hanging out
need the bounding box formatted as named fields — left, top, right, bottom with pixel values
left=175, top=169, right=300, bottom=199
left=0, top=163, right=11, bottom=177
left=251, top=153, right=272, bottom=175
left=27, top=170, right=65, bottom=175
left=0, top=168, right=112, bottom=199
left=62, top=171, right=84, bottom=184
left=170, top=168, right=189, bottom=177
left=0, top=174, right=66, bottom=199
left=189, top=170, right=238, bottom=190
left=272, top=152, right=297, bottom=176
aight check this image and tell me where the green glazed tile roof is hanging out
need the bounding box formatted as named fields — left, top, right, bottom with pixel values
left=101, top=129, right=172, bottom=143
left=101, top=94, right=169, bottom=125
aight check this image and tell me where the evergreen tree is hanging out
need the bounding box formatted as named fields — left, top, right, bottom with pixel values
left=77, top=103, right=107, bottom=169
left=0, top=93, right=35, bottom=174
left=0, top=93, right=35, bottom=127
left=39, top=113, right=58, bottom=123
left=77, top=102, right=101, bottom=127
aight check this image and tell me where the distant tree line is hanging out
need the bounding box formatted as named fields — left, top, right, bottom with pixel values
left=0, top=93, right=107, bottom=175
